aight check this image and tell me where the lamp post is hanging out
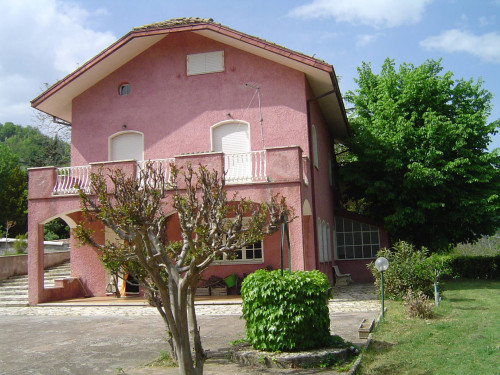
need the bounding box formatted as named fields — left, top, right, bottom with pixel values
left=375, top=257, right=389, bottom=319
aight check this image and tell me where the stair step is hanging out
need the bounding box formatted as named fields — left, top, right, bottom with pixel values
left=0, top=261, right=71, bottom=304
left=0, top=295, right=28, bottom=301
left=0, top=301, right=28, bottom=306
left=0, top=290, right=28, bottom=295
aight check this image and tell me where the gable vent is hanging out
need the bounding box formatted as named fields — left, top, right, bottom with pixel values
left=187, top=51, right=224, bottom=76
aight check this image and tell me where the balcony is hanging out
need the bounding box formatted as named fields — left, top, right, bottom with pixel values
left=28, top=147, right=308, bottom=199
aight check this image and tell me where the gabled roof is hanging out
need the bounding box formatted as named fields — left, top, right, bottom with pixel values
left=31, top=17, right=349, bottom=138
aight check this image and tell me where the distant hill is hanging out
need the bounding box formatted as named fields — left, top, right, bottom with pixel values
left=0, top=121, right=69, bottom=169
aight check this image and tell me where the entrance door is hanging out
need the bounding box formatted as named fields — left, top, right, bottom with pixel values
left=212, top=122, right=251, bottom=181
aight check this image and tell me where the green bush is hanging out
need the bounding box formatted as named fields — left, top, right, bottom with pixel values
left=447, top=255, right=499, bottom=279
left=241, top=269, right=331, bottom=352
left=13, top=233, right=27, bottom=254
left=368, top=242, right=435, bottom=300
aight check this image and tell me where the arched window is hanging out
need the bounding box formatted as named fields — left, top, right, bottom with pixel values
left=322, top=220, right=328, bottom=262
left=317, top=217, right=323, bottom=262
left=108, top=131, right=144, bottom=161
left=211, top=121, right=251, bottom=182
left=327, top=223, right=332, bottom=262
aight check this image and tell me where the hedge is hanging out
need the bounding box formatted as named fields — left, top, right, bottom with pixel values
left=241, top=269, right=331, bottom=352
left=446, top=255, right=499, bottom=280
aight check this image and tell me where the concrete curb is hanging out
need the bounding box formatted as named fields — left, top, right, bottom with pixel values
left=348, top=308, right=385, bottom=375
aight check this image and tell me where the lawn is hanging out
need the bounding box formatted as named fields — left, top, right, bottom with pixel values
left=358, top=279, right=499, bottom=375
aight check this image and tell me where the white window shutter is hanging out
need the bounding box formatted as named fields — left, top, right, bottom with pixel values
left=212, top=123, right=250, bottom=154
left=187, top=51, right=224, bottom=76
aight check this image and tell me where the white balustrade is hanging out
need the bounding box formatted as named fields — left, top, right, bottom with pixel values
left=137, top=159, right=175, bottom=186
left=53, top=165, right=91, bottom=195
left=224, top=151, right=266, bottom=184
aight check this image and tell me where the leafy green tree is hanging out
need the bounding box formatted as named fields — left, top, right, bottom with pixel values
left=0, top=145, right=27, bottom=236
left=0, top=122, right=69, bottom=168
left=340, top=58, right=500, bottom=251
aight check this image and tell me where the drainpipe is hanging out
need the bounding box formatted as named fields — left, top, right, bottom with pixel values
left=306, top=89, right=335, bottom=271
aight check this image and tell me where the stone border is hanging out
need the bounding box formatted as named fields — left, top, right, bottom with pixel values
left=230, top=343, right=359, bottom=369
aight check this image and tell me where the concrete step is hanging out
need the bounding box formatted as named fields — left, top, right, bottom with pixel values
left=0, top=295, right=28, bottom=301
left=0, top=301, right=28, bottom=307
left=0, top=261, right=71, bottom=305
left=0, top=289, right=28, bottom=295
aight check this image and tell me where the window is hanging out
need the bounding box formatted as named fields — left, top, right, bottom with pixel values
left=322, top=220, right=328, bottom=262
left=187, top=51, right=224, bottom=76
left=335, top=217, right=380, bottom=260
left=317, top=217, right=324, bottom=262
left=118, top=83, right=130, bottom=96
left=312, top=125, right=318, bottom=168
left=211, top=121, right=251, bottom=182
left=216, top=240, right=263, bottom=263
left=327, top=223, right=332, bottom=262
left=109, top=131, right=144, bottom=161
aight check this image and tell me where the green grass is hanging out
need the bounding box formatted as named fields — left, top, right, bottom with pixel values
left=358, top=279, right=500, bottom=375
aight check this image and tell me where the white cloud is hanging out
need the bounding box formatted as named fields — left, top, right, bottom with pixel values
left=288, top=0, right=434, bottom=29
left=356, top=33, right=383, bottom=47
left=420, top=29, right=500, bottom=63
left=0, top=0, right=116, bottom=125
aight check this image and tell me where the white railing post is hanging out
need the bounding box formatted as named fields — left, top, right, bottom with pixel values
left=225, top=151, right=266, bottom=184
left=53, top=165, right=91, bottom=195
left=136, top=158, right=175, bottom=186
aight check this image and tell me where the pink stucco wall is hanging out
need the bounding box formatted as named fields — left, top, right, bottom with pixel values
left=71, top=32, right=309, bottom=166
left=28, top=29, right=367, bottom=303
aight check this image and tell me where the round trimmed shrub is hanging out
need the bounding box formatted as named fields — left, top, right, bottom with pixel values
left=241, top=269, right=331, bottom=352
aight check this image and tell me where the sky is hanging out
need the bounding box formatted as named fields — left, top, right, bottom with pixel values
left=1, top=0, right=500, bottom=148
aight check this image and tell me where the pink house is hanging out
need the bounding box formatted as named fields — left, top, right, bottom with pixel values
left=28, top=18, right=388, bottom=305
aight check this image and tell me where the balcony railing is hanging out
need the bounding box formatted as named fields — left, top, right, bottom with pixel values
left=224, top=151, right=266, bottom=184
left=53, top=165, right=91, bottom=195
left=51, top=151, right=269, bottom=196
left=136, top=158, right=175, bottom=186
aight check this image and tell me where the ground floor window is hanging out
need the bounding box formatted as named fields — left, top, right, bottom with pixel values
left=335, top=216, right=380, bottom=259
left=215, top=240, right=263, bottom=263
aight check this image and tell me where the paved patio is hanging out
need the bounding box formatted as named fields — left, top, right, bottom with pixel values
left=0, top=283, right=380, bottom=374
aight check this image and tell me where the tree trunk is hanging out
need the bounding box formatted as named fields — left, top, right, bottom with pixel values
left=188, top=283, right=205, bottom=373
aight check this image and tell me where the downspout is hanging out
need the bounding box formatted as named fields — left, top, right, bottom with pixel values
left=306, top=89, right=335, bottom=271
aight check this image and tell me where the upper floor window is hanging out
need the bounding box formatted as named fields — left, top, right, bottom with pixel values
left=108, top=131, right=143, bottom=161
left=118, top=83, right=130, bottom=96
left=187, top=51, right=224, bottom=76
left=211, top=121, right=251, bottom=182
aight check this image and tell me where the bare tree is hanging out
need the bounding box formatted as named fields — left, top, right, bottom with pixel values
left=33, top=83, right=71, bottom=143
left=75, top=162, right=290, bottom=375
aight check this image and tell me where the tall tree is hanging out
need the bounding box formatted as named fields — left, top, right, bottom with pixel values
left=76, top=163, right=290, bottom=375
left=0, top=122, right=70, bottom=168
left=0, top=145, right=27, bottom=235
left=340, top=58, right=500, bottom=251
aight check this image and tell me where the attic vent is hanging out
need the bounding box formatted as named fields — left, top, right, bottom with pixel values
left=187, top=51, right=224, bottom=76
left=119, top=83, right=130, bottom=96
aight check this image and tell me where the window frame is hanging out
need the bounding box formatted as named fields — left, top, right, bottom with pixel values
left=213, top=240, right=264, bottom=265
left=335, top=216, right=380, bottom=260
left=187, top=51, right=225, bottom=76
